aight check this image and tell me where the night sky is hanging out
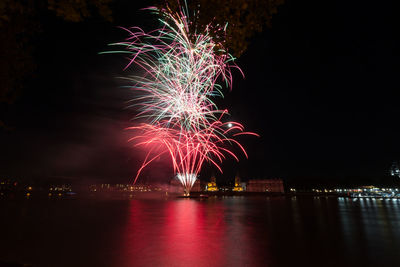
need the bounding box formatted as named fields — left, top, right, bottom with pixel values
left=0, top=0, right=398, bottom=186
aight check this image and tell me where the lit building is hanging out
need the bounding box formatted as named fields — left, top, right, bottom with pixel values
left=246, top=179, right=284, bottom=193
left=232, top=175, right=244, bottom=192
left=206, top=176, right=218, bottom=192
left=390, top=161, right=400, bottom=178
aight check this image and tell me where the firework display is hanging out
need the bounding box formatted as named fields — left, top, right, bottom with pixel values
left=107, top=2, right=257, bottom=195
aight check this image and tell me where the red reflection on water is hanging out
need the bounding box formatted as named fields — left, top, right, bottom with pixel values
left=120, top=199, right=227, bottom=267
left=162, top=200, right=226, bottom=266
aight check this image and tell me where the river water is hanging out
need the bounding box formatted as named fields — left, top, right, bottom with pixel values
left=1, top=196, right=400, bottom=267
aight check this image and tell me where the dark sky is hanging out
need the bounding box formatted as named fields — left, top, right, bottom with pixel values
left=0, top=0, right=398, bottom=185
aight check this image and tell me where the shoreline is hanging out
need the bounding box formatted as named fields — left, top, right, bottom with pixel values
left=2, top=190, right=400, bottom=200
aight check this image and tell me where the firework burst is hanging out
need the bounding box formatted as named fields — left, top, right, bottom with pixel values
left=105, top=2, right=257, bottom=195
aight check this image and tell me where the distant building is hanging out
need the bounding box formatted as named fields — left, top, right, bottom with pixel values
left=191, top=179, right=201, bottom=192
left=191, top=179, right=206, bottom=192
left=233, top=175, right=244, bottom=192
left=390, top=162, right=400, bottom=178
left=191, top=179, right=208, bottom=192
left=246, top=179, right=284, bottom=193
left=206, top=176, right=218, bottom=192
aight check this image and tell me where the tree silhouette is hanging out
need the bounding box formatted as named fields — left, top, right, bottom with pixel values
left=0, top=0, right=112, bottom=126
left=0, top=0, right=284, bottom=128
left=162, top=0, right=284, bottom=56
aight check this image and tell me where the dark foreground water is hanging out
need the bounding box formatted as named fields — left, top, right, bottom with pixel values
left=1, top=196, right=400, bottom=267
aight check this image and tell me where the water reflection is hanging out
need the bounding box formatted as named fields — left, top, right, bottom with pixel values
left=338, top=197, right=400, bottom=266
left=1, top=197, right=400, bottom=267
left=121, top=199, right=253, bottom=267
left=163, top=200, right=225, bottom=266
left=114, top=197, right=400, bottom=266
